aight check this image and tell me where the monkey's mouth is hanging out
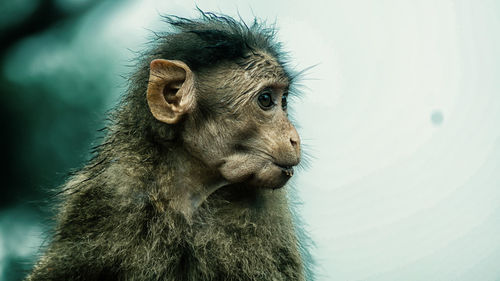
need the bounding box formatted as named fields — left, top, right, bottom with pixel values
left=254, top=162, right=294, bottom=190
left=275, top=164, right=294, bottom=177
left=217, top=155, right=297, bottom=190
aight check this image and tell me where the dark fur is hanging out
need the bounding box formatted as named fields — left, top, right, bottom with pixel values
left=27, top=11, right=312, bottom=281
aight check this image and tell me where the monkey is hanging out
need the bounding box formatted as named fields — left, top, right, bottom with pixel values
left=27, top=11, right=312, bottom=281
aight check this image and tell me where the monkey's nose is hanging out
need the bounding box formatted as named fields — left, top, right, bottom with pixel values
left=289, top=126, right=301, bottom=159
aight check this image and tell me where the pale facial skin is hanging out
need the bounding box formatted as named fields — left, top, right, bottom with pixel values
left=147, top=53, right=301, bottom=217
left=208, top=66, right=300, bottom=189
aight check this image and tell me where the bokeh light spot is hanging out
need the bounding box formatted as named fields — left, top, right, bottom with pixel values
left=431, top=110, right=444, bottom=126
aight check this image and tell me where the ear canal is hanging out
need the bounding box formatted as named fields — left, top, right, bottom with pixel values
left=147, top=59, right=196, bottom=124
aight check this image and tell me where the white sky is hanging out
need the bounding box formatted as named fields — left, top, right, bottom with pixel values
left=5, top=1, right=499, bottom=280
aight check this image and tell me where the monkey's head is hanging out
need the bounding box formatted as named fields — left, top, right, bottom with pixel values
left=144, top=14, right=301, bottom=190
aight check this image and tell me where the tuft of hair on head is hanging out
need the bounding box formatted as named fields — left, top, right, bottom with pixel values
left=152, top=10, right=287, bottom=72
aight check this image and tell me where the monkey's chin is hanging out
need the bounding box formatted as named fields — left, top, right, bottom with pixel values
left=248, top=172, right=291, bottom=189
left=219, top=160, right=293, bottom=190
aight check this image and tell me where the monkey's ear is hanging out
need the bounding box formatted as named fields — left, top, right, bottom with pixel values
left=147, top=59, right=196, bottom=124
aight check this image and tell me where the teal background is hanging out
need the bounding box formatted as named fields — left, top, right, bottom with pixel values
left=1, top=1, right=500, bottom=280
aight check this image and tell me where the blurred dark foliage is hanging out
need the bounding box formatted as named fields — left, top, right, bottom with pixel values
left=0, top=0, right=102, bottom=205
left=0, top=0, right=125, bottom=280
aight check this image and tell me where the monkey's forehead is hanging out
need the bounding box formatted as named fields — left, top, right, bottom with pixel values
left=238, top=52, right=289, bottom=82
left=198, top=51, right=290, bottom=96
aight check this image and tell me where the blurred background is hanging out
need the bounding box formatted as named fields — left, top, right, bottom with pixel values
left=1, top=0, right=500, bottom=280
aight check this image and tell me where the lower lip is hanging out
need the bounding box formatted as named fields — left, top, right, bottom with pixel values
left=276, top=165, right=294, bottom=177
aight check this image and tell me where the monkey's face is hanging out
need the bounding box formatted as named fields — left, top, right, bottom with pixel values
left=147, top=56, right=301, bottom=190
left=183, top=56, right=301, bottom=189
left=215, top=88, right=300, bottom=189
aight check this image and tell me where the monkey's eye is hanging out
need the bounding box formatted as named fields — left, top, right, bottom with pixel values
left=281, top=93, right=288, bottom=110
left=257, top=91, right=274, bottom=109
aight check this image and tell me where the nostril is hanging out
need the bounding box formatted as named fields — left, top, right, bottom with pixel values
left=289, top=125, right=301, bottom=156
left=289, top=136, right=301, bottom=158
